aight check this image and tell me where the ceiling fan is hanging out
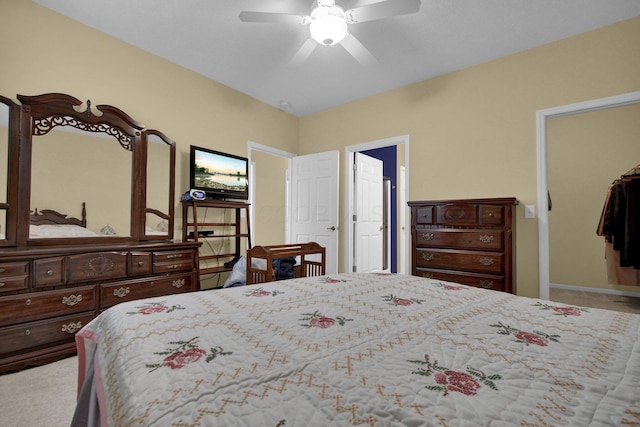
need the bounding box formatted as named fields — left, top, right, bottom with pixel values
left=239, top=0, right=422, bottom=66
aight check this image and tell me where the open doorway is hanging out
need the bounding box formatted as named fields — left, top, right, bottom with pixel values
left=345, top=135, right=410, bottom=274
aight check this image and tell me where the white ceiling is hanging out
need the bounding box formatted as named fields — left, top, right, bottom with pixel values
left=34, top=0, right=640, bottom=117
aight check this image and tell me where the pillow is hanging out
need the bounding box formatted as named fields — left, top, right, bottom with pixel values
left=29, top=224, right=98, bottom=238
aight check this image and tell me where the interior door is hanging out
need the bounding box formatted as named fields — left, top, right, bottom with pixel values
left=354, top=152, right=384, bottom=272
left=290, top=151, right=339, bottom=274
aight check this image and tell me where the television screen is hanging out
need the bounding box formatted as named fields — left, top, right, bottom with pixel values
left=190, top=146, right=249, bottom=200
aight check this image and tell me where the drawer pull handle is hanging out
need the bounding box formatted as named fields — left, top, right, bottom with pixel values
left=62, top=294, right=83, bottom=306
left=173, top=278, right=186, bottom=288
left=479, top=235, right=494, bottom=244
left=25, top=329, right=30, bottom=336
left=149, top=281, right=155, bottom=287
left=113, top=287, right=130, bottom=298
left=0, top=282, right=4, bottom=288
left=0, top=268, right=4, bottom=273
left=488, top=213, right=494, bottom=217
left=422, top=253, right=434, bottom=261
left=46, top=269, right=54, bottom=276
left=480, top=280, right=494, bottom=289
left=422, top=233, right=434, bottom=241
left=61, top=321, right=83, bottom=334
left=170, top=264, right=181, bottom=269
left=138, top=261, right=145, bottom=267
left=422, top=273, right=435, bottom=279
left=25, top=299, right=31, bottom=306
left=166, top=254, right=184, bottom=259
left=479, top=257, right=494, bottom=266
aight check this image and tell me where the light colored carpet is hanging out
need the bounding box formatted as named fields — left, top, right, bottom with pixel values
left=550, top=288, right=640, bottom=314
left=0, top=356, right=77, bottom=427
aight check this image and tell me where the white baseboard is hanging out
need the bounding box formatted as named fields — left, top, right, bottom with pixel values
left=550, top=283, right=640, bottom=298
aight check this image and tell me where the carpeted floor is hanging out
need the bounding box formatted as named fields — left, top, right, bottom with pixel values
left=0, top=355, right=77, bottom=427
left=550, top=287, right=640, bottom=314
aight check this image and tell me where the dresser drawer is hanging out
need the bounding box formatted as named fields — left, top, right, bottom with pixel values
left=415, top=229, right=503, bottom=251
left=0, top=286, right=96, bottom=327
left=0, top=262, right=29, bottom=293
left=67, top=252, right=128, bottom=283
left=33, top=257, right=64, bottom=287
left=414, top=206, right=433, bottom=224
left=100, top=273, right=193, bottom=308
left=480, top=205, right=504, bottom=225
left=130, top=252, right=153, bottom=276
left=435, top=204, right=478, bottom=225
left=415, top=268, right=505, bottom=291
left=415, top=248, right=503, bottom=275
left=153, top=250, right=194, bottom=273
left=0, top=312, right=94, bottom=356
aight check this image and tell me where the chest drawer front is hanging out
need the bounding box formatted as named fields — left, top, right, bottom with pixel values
left=100, top=273, right=193, bottom=308
left=0, top=286, right=96, bottom=327
left=415, top=268, right=505, bottom=291
left=0, top=312, right=94, bottom=356
left=67, top=252, right=128, bottom=283
left=416, top=229, right=503, bottom=251
left=0, top=262, right=29, bottom=293
left=416, top=248, right=503, bottom=274
left=414, top=206, right=433, bottom=224
left=436, top=204, right=478, bottom=225
left=130, top=252, right=153, bottom=276
left=33, top=257, right=65, bottom=287
left=480, top=205, right=504, bottom=225
left=154, top=250, right=194, bottom=273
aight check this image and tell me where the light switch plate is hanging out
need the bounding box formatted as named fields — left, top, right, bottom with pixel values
left=524, top=205, right=536, bottom=219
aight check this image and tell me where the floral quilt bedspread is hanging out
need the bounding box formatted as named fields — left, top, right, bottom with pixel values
left=74, top=273, right=640, bottom=426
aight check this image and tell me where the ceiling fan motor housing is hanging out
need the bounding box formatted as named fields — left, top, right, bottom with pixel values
left=309, top=2, right=348, bottom=46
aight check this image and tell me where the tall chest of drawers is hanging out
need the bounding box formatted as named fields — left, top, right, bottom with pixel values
left=0, top=241, right=200, bottom=373
left=409, top=198, right=517, bottom=293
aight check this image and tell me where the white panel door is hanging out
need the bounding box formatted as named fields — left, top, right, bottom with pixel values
left=355, top=152, right=383, bottom=272
left=290, top=151, right=339, bottom=274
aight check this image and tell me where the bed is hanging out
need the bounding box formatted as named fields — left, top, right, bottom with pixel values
left=72, top=273, right=640, bottom=426
left=28, top=203, right=98, bottom=238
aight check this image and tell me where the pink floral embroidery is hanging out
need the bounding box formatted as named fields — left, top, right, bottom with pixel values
left=533, top=302, right=587, bottom=316
left=244, top=287, right=283, bottom=297
left=382, top=294, right=424, bottom=305
left=146, top=337, right=232, bottom=372
left=491, top=322, right=559, bottom=346
left=320, top=277, right=348, bottom=284
left=164, top=347, right=207, bottom=369
left=434, top=370, right=481, bottom=396
left=435, top=282, right=464, bottom=291
left=409, top=354, right=500, bottom=396
left=310, top=317, right=335, bottom=328
left=301, top=310, right=352, bottom=328
left=514, top=331, right=548, bottom=347
left=127, top=300, right=184, bottom=315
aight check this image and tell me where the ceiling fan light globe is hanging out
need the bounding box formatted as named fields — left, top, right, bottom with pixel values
left=310, top=12, right=348, bottom=46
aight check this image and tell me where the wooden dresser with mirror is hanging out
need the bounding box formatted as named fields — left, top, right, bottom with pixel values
left=0, top=93, right=200, bottom=373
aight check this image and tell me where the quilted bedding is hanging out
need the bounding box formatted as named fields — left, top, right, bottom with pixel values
left=73, top=273, right=640, bottom=426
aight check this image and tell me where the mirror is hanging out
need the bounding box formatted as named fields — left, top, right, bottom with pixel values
left=30, top=124, right=132, bottom=238
left=0, top=101, right=7, bottom=241
left=144, top=130, right=174, bottom=239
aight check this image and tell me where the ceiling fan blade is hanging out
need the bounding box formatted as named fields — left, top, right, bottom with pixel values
left=239, top=11, right=308, bottom=24
left=345, top=0, right=421, bottom=23
left=289, top=38, right=318, bottom=67
left=340, top=34, right=376, bottom=66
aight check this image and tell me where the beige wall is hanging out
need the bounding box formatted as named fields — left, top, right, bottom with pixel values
left=2, top=0, right=639, bottom=297
left=0, top=0, right=299, bottom=238
left=299, top=17, right=640, bottom=297
left=548, top=103, right=640, bottom=291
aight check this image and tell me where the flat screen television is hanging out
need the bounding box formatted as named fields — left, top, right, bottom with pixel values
left=189, top=145, right=249, bottom=200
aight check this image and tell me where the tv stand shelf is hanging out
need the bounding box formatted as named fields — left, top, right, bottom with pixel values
left=181, top=200, right=251, bottom=280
